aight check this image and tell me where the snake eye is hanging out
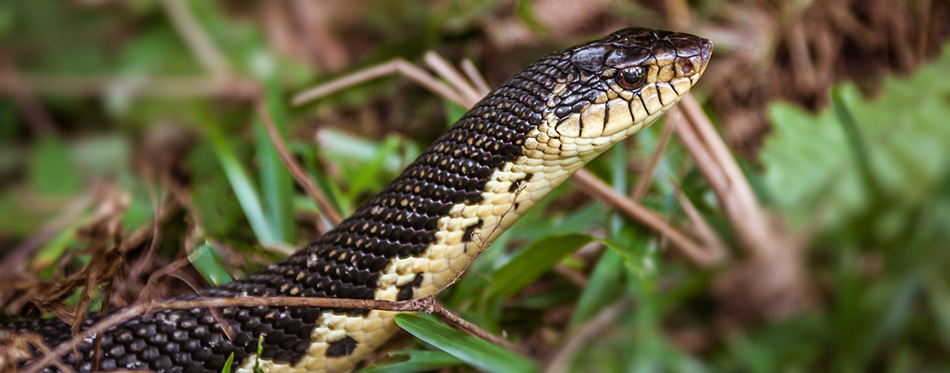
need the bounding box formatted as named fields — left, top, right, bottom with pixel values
left=615, top=66, right=646, bottom=90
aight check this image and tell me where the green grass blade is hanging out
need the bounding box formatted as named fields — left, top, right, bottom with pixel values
left=255, top=79, right=294, bottom=244
left=205, top=117, right=280, bottom=245
left=831, top=88, right=884, bottom=201
left=490, top=233, right=594, bottom=299
left=394, top=313, right=538, bottom=373
left=570, top=249, right=624, bottom=326
left=188, top=240, right=233, bottom=286
left=221, top=353, right=234, bottom=373
left=359, top=350, right=464, bottom=373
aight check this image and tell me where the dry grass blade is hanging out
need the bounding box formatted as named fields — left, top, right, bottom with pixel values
left=676, top=95, right=770, bottom=254
left=630, top=119, right=677, bottom=201
left=257, top=100, right=343, bottom=228
left=667, top=107, right=729, bottom=193
left=0, top=74, right=257, bottom=99
left=460, top=59, right=492, bottom=96
left=544, top=298, right=634, bottom=373
left=160, top=0, right=231, bottom=77
left=674, top=186, right=727, bottom=264
left=292, top=58, right=469, bottom=107
left=423, top=52, right=483, bottom=106
left=570, top=170, right=717, bottom=267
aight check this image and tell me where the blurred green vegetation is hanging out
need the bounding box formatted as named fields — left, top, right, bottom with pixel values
left=1, top=1, right=949, bottom=372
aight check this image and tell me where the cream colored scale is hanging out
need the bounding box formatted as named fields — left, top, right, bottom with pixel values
left=237, top=72, right=697, bottom=372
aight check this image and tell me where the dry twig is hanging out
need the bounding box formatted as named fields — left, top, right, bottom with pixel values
left=257, top=100, right=344, bottom=228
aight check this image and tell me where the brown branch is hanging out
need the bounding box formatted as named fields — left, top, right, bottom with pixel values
left=673, top=187, right=727, bottom=264
left=257, top=100, right=343, bottom=228
left=430, top=300, right=528, bottom=355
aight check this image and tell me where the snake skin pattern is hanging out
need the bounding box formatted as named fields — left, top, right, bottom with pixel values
left=2, top=28, right=711, bottom=372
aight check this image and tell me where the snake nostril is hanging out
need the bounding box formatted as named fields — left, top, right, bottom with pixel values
left=681, top=60, right=695, bottom=75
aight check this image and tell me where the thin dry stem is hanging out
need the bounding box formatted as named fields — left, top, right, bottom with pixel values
left=430, top=300, right=528, bottom=355
left=570, top=169, right=717, bottom=267
left=461, top=59, right=492, bottom=96
left=160, top=0, right=231, bottom=77
left=423, top=52, right=483, bottom=106
left=0, top=74, right=257, bottom=99
left=293, top=58, right=469, bottom=107
left=677, top=95, right=770, bottom=255
left=545, top=298, right=634, bottom=373
left=668, top=107, right=729, bottom=193
left=257, top=100, right=343, bottom=228
left=674, top=187, right=727, bottom=264
left=630, top=119, right=677, bottom=201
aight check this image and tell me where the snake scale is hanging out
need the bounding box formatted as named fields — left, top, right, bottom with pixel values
left=2, top=27, right=711, bottom=372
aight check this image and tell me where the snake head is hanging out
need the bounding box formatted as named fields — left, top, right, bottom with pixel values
left=545, top=27, right=712, bottom=141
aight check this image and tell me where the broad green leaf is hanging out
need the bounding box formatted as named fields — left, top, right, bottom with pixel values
left=394, top=313, right=537, bottom=373
left=360, top=350, right=464, bottom=373
left=188, top=240, right=233, bottom=286
left=490, top=233, right=594, bottom=298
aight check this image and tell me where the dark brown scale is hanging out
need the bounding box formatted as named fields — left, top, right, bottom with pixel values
left=3, top=27, right=713, bottom=373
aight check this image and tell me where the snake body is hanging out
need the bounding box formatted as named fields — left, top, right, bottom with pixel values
left=4, top=28, right=711, bottom=372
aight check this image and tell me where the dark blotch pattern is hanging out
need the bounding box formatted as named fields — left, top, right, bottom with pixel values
left=325, top=336, right=358, bottom=358
left=509, top=173, right=534, bottom=193
left=462, top=219, right=484, bottom=242
left=396, top=273, right=425, bottom=301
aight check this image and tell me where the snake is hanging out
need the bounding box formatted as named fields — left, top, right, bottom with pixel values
left=2, top=27, right=711, bottom=372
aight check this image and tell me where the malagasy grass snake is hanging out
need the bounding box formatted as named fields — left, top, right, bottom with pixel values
left=3, top=27, right=712, bottom=372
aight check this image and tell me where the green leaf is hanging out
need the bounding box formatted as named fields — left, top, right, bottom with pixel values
left=394, top=313, right=538, bottom=373
left=29, top=136, right=82, bottom=196
left=360, top=350, right=464, bottom=373
left=255, top=80, right=295, bottom=244
left=490, top=233, right=594, bottom=298
left=188, top=240, right=233, bottom=286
